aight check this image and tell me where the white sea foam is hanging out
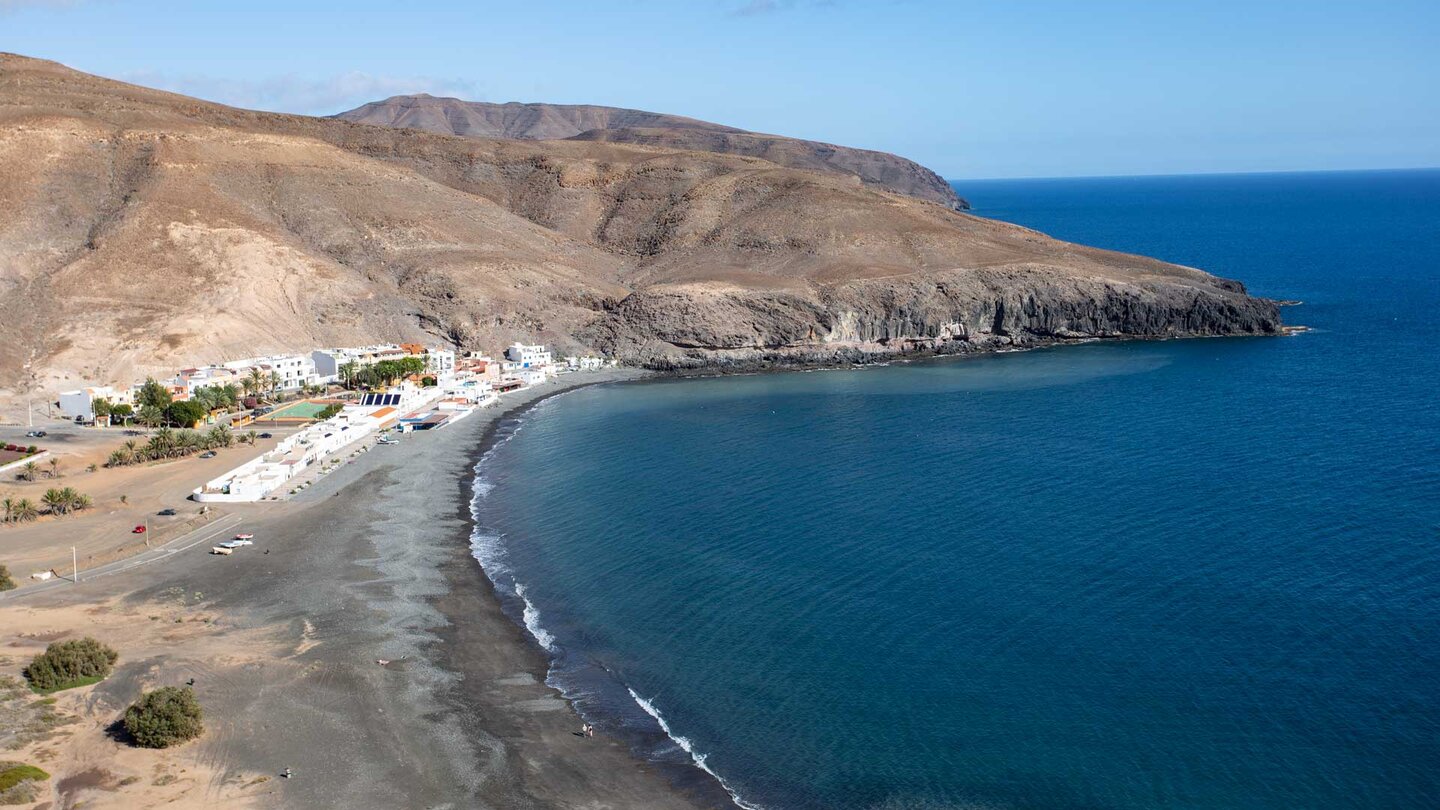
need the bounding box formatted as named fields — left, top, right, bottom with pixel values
left=515, top=583, right=557, bottom=652
left=627, top=689, right=766, bottom=810
left=466, top=394, right=763, bottom=810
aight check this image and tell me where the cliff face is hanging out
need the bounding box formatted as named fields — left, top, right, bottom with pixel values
left=0, top=53, right=1279, bottom=401
left=586, top=269, right=1280, bottom=370
left=333, top=95, right=969, bottom=210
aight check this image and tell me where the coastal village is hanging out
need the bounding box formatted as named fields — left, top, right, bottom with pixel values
left=0, top=340, right=613, bottom=586
left=31, top=343, right=611, bottom=505
left=0, top=340, right=638, bottom=808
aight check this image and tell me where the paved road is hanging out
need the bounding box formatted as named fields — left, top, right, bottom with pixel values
left=0, top=512, right=244, bottom=601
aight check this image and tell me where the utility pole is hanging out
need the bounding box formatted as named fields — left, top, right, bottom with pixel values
left=72, top=546, right=78, bottom=583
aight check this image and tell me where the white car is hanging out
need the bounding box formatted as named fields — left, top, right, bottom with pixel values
left=377, top=437, right=398, bottom=445
left=223, top=538, right=254, bottom=547
left=234, top=533, right=254, bottom=540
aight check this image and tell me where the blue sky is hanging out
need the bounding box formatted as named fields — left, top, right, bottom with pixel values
left=3, top=0, right=1436, bottom=179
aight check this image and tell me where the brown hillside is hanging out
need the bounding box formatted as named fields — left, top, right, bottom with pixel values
left=0, top=53, right=1279, bottom=401
left=334, top=95, right=969, bottom=210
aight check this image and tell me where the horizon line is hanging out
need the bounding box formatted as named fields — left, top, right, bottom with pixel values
left=948, top=166, right=1440, bottom=183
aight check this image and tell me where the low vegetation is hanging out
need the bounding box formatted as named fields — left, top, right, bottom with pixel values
left=0, top=675, right=74, bottom=753
left=0, top=762, right=50, bottom=805
left=39, top=487, right=91, bottom=517
left=123, top=686, right=204, bottom=748
left=0, top=496, right=39, bottom=524
left=106, top=425, right=234, bottom=468
left=0, top=564, right=14, bottom=591
left=24, top=637, right=118, bottom=693
left=338, top=356, right=427, bottom=389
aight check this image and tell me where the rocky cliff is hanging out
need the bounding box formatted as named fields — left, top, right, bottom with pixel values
left=0, top=53, right=1279, bottom=402
left=333, top=95, right=969, bottom=210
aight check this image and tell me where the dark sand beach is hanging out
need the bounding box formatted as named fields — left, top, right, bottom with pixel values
left=0, top=369, right=730, bottom=809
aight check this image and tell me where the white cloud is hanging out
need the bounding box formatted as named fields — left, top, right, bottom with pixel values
left=120, top=70, right=485, bottom=115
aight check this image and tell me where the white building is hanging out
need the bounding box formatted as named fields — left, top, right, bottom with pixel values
left=58, top=386, right=131, bottom=421
left=565, top=355, right=606, bottom=371
left=224, top=354, right=319, bottom=390
left=442, top=379, right=495, bottom=406
left=171, top=366, right=242, bottom=397
left=505, top=343, right=553, bottom=369
left=515, top=368, right=548, bottom=387
left=311, top=344, right=409, bottom=383
left=427, top=348, right=456, bottom=383
left=193, top=407, right=385, bottom=502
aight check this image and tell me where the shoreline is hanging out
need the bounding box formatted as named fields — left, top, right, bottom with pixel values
left=456, top=379, right=756, bottom=809
left=0, top=369, right=726, bottom=808
left=438, top=376, right=740, bottom=808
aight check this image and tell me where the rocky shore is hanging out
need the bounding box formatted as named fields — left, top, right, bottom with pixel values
left=588, top=268, right=1283, bottom=371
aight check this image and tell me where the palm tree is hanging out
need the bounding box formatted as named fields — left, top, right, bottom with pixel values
left=2, top=495, right=13, bottom=524
left=268, top=371, right=283, bottom=396
left=20, top=461, right=38, bottom=482
left=11, top=498, right=38, bottom=523
left=47, top=457, right=61, bottom=479
left=107, top=449, right=130, bottom=468
left=64, top=488, right=91, bottom=512
left=182, top=431, right=204, bottom=456
left=339, top=361, right=358, bottom=390
left=41, top=487, right=68, bottom=516
left=124, top=439, right=139, bottom=455
left=148, top=427, right=176, bottom=460
left=207, top=425, right=233, bottom=448
left=247, top=367, right=267, bottom=400
left=245, top=430, right=258, bottom=446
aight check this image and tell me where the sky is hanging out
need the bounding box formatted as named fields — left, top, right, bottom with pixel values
left=2, top=0, right=1437, bottom=179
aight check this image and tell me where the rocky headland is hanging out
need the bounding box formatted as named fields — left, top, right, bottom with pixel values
left=0, top=52, right=1280, bottom=402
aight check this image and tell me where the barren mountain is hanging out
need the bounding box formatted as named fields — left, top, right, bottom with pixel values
left=334, top=95, right=969, bottom=210
left=0, top=53, right=1280, bottom=404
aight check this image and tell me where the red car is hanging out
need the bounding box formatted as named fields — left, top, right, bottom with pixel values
left=132, top=525, right=147, bottom=534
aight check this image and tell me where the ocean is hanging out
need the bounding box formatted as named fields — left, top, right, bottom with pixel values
left=469, top=169, right=1440, bottom=809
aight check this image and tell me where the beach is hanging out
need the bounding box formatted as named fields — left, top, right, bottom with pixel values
left=0, top=368, right=730, bottom=809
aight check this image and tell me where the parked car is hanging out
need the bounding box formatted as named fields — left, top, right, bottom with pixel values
left=234, top=533, right=254, bottom=540
left=24, top=430, right=46, bottom=438
left=221, top=538, right=253, bottom=548
left=199, top=451, right=217, bottom=459
left=258, top=432, right=273, bottom=439
left=157, top=508, right=177, bottom=516
left=132, top=525, right=147, bottom=534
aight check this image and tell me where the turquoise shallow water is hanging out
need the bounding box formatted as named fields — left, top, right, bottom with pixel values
left=471, top=170, right=1440, bottom=809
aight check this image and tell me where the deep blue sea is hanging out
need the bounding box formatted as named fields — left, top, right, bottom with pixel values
left=470, top=170, right=1440, bottom=809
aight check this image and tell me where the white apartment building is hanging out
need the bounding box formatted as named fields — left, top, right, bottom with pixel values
left=58, top=386, right=132, bottom=421
left=504, top=343, right=552, bottom=369
left=428, top=348, right=456, bottom=383
left=224, top=354, right=319, bottom=390
left=169, top=366, right=241, bottom=397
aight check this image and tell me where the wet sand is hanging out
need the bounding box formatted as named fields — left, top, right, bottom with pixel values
left=0, top=370, right=730, bottom=809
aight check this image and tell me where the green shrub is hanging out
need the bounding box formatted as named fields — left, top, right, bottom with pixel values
left=0, top=565, right=15, bottom=592
left=23, top=638, right=118, bottom=693
left=122, top=687, right=203, bottom=748
left=0, top=762, right=49, bottom=804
